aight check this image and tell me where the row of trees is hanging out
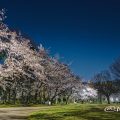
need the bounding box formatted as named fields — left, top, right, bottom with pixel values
left=1, top=9, right=119, bottom=105
left=0, top=9, right=81, bottom=105
left=92, top=58, right=120, bottom=104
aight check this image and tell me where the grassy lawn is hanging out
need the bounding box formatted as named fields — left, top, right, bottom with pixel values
left=29, top=104, right=120, bottom=120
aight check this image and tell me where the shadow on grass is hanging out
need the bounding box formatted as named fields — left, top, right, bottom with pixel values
left=30, top=106, right=120, bottom=120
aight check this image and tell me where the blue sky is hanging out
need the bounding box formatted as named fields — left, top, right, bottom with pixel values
left=0, top=0, right=120, bottom=80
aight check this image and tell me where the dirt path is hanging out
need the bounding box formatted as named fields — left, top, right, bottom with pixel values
left=0, top=106, right=49, bottom=120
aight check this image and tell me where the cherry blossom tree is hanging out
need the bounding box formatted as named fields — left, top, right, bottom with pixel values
left=38, top=45, right=81, bottom=104
left=0, top=9, right=82, bottom=105
left=72, top=82, right=97, bottom=103
left=0, top=10, right=45, bottom=104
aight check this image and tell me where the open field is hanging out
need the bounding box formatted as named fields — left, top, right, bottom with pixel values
left=29, top=104, right=120, bottom=120
left=0, top=104, right=120, bottom=120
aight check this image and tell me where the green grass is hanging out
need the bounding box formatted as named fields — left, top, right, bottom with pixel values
left=29, top=104, right=120, bottom=120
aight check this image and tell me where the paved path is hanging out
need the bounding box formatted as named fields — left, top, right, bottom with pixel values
left=0, top=106, right=49, bottom=120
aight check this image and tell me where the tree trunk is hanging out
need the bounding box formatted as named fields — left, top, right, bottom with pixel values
left=98, top=93, right=102, bottom=104
left=106, top=96, right=110, bottom=104
left=55, top=97, right=58, bottom=104
left=66, top=95, right=70, bottom=104
left=8, top=90, right=11, bottom=104
left=38, top=92, right=42, bottom=104
left=20, top=91, right=24, bottom=104
left=34, top=90, right=38, bottom=103
left=13, top=90, right=16, bottom=104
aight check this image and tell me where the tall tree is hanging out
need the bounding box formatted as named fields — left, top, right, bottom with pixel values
left=92, top=71, right=118, bottom=104
left=0, top=10, right=82, bottom=105
left=110, top=57, right=120, bottom=94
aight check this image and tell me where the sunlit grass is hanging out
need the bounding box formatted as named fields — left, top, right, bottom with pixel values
left=29, top=104, right=120, bottom=120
